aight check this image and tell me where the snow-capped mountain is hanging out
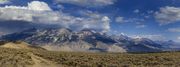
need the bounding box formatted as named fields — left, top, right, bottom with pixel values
left=155, top=40, right=180, bottom=51
left=0, top=28, right=167, bottom=52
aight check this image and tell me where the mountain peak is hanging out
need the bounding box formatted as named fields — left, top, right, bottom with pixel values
left=0, top=28, right=172, bottom=52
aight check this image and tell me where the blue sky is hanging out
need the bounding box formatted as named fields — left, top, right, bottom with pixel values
left=0, top=0, right=179, bottom=42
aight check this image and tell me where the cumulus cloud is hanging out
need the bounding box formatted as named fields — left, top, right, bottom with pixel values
left=2, top=1, right=52, bottom=11
left=0, top=1, right=111, bottom=33
left=168, top=28, right=180, bottom=32
left=28, top=1, right=52, bottom=11
left=155, top=6, right=180, bottom=25
left=0, top=1, right=54, bottom=22
left=54, top=0, right=116, bottom=7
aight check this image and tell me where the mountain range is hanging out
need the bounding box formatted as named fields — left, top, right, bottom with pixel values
left=0, top=28, right=179, bottom=52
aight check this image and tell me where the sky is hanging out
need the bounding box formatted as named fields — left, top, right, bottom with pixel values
left=0, top=0, right=179, bottom=42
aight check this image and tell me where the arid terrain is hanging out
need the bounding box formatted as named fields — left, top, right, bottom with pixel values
left=0, top=41, right=180, bottom=67
left=0, top=0, right=179, bottom=67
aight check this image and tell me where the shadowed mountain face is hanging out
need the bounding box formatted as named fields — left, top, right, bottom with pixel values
left=0, top=28, right=167, bottom=52
left=0, top=20, right=63, bottom=35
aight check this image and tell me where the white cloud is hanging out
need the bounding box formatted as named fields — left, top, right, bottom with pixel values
left=2, top=1, right=52, bottom=11
left=0, top=0, right=10, bottom=4
left=147, top=10, right=154, bottom=14
left=28, top=1, right=52, bottom=11
left=135, top=22, right=146, bottom=28
left=126, top=18, right=145, bottom=23
left=115, top=17, right=146, bottom=29
left=54, top=0, right=116, bottom=7
left=178, top=37, right=180, bottom=40
left=0, top=0, right=52, bottom=23
left=155, top=6, right=180, bottom=25
left=131, top=35, right=165, bottom=41
left=0, top=1, right=111, bottom=33
left=115, top=17, right=145, bottom=24
left=133, top=9, right=140, bottom=13
left=115, top=16, right=124, bottom=23
left=136, top=25, right=146, bottom=28
left=168, top=28, right=180, bottom=32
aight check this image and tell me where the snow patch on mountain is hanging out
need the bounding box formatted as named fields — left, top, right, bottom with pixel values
left=1, top=28, right=173, bottom=52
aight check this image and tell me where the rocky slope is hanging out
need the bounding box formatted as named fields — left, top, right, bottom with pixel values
left=0, top=28, right=166, bottom=52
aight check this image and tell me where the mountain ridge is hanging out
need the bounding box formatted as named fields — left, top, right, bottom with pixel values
left=0, top=28, right=178, bottom=52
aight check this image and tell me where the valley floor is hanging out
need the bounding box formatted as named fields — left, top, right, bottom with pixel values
left=0, top=47, right=180, bottom=67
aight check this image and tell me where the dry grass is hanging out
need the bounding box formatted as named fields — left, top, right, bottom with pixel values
left=0, top=47, right=179, bottom=67
left=32, top=51, right=180, bottom=67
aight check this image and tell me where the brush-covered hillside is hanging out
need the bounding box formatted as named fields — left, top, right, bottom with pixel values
left=0, top=41, right=180, bottom=67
